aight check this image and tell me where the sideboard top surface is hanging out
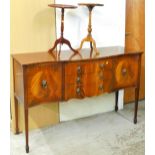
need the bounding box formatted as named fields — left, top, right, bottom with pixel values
left=12, top=48, right=142, bottom=66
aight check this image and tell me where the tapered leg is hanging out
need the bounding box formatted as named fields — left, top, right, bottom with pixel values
left=115, top=91, right=119, bottom=112
left=14, top=97, right=19, bottom=134
left=24, top=107, right=29, bottom=153
left=134, top=87, right=139, bottom=124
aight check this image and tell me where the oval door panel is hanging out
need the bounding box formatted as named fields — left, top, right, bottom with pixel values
left=26, top=63, right=62, bottom=106
left=114, top=57, right=138, bottom=89
left=30, top=70, right=56, bottom=100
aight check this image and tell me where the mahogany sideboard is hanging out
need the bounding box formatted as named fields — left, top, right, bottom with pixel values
left=12, top=50, right=142, bottom=153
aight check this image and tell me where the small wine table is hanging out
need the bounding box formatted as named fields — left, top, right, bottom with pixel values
left=78, top=3, right=104, bottom=57
left=48, top=4, right=81, bottom=59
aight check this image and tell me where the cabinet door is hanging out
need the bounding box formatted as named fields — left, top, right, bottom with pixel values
left=25, top=63, right=62, bottom=107
left=113, top=56, right=139, bottom=90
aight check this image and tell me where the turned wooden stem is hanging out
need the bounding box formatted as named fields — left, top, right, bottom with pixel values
left=87, top=6, right=94, bottom=36
left=61, top=8, right=64, bottom=38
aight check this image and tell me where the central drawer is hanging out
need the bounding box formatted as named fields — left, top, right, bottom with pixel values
left=64, top=59, right=113, bottom=100
left=65, top=61, right=96, bottom=75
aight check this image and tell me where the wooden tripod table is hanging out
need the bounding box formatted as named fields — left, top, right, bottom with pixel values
left=78, top=3, right=104, bottom=57
left=48, top=4, right=81, bottom=59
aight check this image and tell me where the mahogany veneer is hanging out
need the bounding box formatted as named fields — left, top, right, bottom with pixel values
left=12, top=50, right=142, bottom=153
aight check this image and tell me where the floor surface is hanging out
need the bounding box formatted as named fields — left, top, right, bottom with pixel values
left=11, top=100, right=145, bottom=155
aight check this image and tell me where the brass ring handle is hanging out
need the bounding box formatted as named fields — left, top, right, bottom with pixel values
left=76, top=77, right=81, bottom=83
left=41, top=80, right=47, bottom=89
left=76, top=87, right=85, bottom=97
left=99, top=72, right=104, bottom=79
left=105, top=61, right=109, bottom=65
left=122, top=68, right=127, bottom=75
left=76, top=87, right=81, bottom=94
left=99, top=84, right=104, bottom=91
left=99, top=64, right=104, bottom=69
left=77, top=66, right=82, bottom=74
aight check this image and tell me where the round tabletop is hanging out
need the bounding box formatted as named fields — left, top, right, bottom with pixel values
left=48, top=4, right=77, bottom=9
left=78, top=3, right=104, bottom=7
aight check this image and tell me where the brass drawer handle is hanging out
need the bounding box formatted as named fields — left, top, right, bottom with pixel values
left=122, top=68, right=127, bottom=75
left=99, top=72, right=103, bottom=79
left=76, top=87, right=81, bottom=94
left=99, top=84, right=104, bottom=91
left=76, top=77, right=81, bottom=83
left=99, top=61, right=109, bottom=69
left=41, top=80, right=47, bottom=89
left=105, top=61, right=109, bottom=65
left=76, top=87, right=85, bottom=97
left=99, top=64, right=104, bottom=69
left=77, top=66, right=82, bottom=74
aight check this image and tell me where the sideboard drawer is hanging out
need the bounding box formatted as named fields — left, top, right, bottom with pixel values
left=98, top=59, right=113, bottom=70
left=65, top=59, right=113, bottom=84
left=65, top=70, right=112, bottom=84
left=64, top=79, right=112, bottom=100
left=65, top=73, right=98, bottom=85
left=65, top=61, right=96, bottom=75
left=64, top=83, right=100, bottom=100
left=113, top=56, right=139, bottom=89
left=25, top=63, right=62, bottom=106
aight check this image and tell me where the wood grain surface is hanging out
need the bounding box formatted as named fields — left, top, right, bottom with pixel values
left=125, top=0, right=145, bottom=103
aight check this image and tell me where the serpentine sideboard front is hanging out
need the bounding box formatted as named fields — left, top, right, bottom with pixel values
left=12, top=50, right=142, bottom=153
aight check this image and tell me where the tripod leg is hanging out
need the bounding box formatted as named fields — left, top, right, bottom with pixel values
left=78, top=39, right=85, bottom=52
left=58, top=43, right=62, bottom=60
left=62, top=38, right=82, bottom=58
left=90, top=42, right=93, bottom=58
left=48, top=38, right=62, bottom=59
left=92, top=40, right=99, bottom=56
left=78, top=37, right=88, bottom=52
